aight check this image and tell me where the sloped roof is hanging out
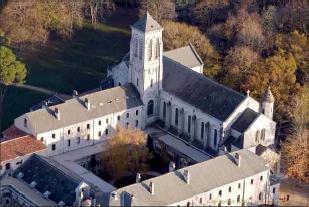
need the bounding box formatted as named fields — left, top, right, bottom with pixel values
left=231, top=108, right=259, bottom=133
left=163, top=58, right=246, bottom=121
left=108, top=149, right=269, bottom=206
left=0, top=135, right=46, bottom=162
left=163, top=44, right=204, bottom=68
left=263, top=86, right=275, bottom=103
left=2, top=125, right=27, bottom=141
left=22, top=83, right=142, bottom=134
left=13, top=154, right=81, bottom=206
left=131, top=12, right=163, bottom=32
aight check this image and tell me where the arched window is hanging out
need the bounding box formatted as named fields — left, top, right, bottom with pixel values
left=201, top=122, right=204, bottom=139
left=261, top=129, right=266, bottom=140
left=147, top=100, right=154, bottom=117
left=77, top=127, right=80, bottom=132
left=163, top=102, right=166, bottom=119
left=136, top=110, right=139, bottom=116
left=255, top=130, right=260, bottom=142
left=259, top=192, right=263, bottom=200
left=24, top=118, right=27, bottom=127
left=228, top=186, right=232, bottom=192
left=188, top=115, right=191, bottom=133
left=148, top=39, right=152, bottom=61
left=218, top=190, right=222, bottom=197
left=214, top=129, right=217, bottom=146
left=228, top=199, right=231, bottom=205
left=237, top=195, right=241, bottom=203
left=175, top=108, right=179, bottom=126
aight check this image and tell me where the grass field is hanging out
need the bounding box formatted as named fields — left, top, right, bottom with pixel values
left=2, top=8, right=138, bottom=131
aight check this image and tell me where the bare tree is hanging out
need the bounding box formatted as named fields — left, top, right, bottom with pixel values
left=139, top=0, right=176, bottom=22
left=84, top=0, right=115, bottom=26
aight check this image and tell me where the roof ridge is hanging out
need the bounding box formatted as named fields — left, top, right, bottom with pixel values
left=164, top=57, right=245, bottom=98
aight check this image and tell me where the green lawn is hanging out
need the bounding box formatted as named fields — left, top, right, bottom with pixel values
left=2, top=8, right=138, bottom=131
left=23, top=22, right=131, bottom=94
left=2, top=87, right=49, bottom=130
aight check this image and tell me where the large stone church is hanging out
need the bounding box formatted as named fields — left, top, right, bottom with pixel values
left=10, top=12, right=277, bottom=167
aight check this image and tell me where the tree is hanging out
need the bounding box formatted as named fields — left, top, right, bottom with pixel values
left=102, top=127, right=152, bottom=179
left=281, top=87, right=308, bottom=184
left=162, top=20, right=221, bottom=77
left=84, top=0, right=115, bottom=26
left=220, top=46, right=259, bottom=89
left=139, top=0, right=176, bottom=22
left=224, top=9, right=266, bottom=52
left=0, top=0, right=84, bottom=46
left=240, top=52, right=299, bottom=122
left=0, top=46, right=27, bottom=136
left=188, top=0, right=230, bottom=28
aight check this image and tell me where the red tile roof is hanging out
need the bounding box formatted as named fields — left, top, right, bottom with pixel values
left=2, top=125, right=27, bottom=141
left=0, top=135, right=46, bottom=162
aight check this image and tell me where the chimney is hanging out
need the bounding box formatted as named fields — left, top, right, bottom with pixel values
left=43, top=191, right=51, bottom=199
left=235, top=153, right=241, bottom=167
left=111, top=192, right=118, bottom=200
left=85, top=98, right=91, bottom=110
left=73, top=90, right=78, bottom=97
left=55, top=107, right=60, bottom=120
left=149, top=182, right=154, bottom=195
left=30, top=181, right=37, bottom=188
left=42, top=101, right=48, bottom=109
left=136, top=173, right=141, bottom=183
left=169, top=161, right=176, bottom=172
left=184, top=170, right=190, bottom=184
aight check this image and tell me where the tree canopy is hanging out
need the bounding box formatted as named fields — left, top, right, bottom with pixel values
left=102, top=127, right=152, bottom=179
left=162, top=20, right=221, bottom=77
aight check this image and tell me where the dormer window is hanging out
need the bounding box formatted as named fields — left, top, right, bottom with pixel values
left=24, top=118, right=27, bottom=128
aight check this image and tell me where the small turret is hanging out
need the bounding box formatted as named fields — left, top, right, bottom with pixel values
left=262, top=86, right=275, bottom=119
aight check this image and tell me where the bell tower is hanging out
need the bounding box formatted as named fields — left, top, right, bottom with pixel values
left=129, top=12, right=163, bottom=124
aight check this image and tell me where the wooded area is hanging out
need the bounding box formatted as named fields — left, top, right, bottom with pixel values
left=0, top=0, right=308, bottom=182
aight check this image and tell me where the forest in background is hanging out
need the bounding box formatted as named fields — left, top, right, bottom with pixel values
left=0, top=0, right=308, bottom=182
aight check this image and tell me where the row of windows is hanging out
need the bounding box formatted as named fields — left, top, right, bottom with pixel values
left=0, top=160, right=23, bottom=172
left=134, top=38, right=160, bottom=61
left=43, top=111, right=140, bottom=141
left=255, top=129, right=266, bottom=143
left=162, top=102, right=218, bottom=147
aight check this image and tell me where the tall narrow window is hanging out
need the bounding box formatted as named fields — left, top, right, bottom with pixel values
left=148, top=39, right=152, bottom=61
left=105, top=129, right=109, bottom=135
left=98, top=120, right=101, bottom=126
left=201, top=122, right=204, bottom=140
left=87, top=134, right=90, bottom=141
left=134, top=39, right=138, bottom=57
left=135, top=120, right=138, bottom=127
left=255, top=130, right=260, bottom=142
left=214, top=129, right=217, bottom=146
left=150, top=79, right=153, bottom=87
left=87, top=124, right=90, bottom=130
left=147, top=100, right=154, bottom=117
left=155, top=38, right=160, bottom=59
left=139, top=40, right=143, bottom=60
left=259, top=192, right=263, bottom=200
left=68, top=139, right=71, bottom=147
left=98, top=131, right=102, bottom=137
left=209, top=193, right=212, bottom=200
left=188, top=115, right=191, bottom=134
left=218, top=190, right=222, bottom=197
left=175, top=108, right=179, bottom=126
left=163, top=102, right=166, bottom=119
left=52, top=144, right=56, bottom=151
left=237, top=195, right=241, bottom=203
left=261, top=129, right=266, bottom=140
left=24, top=118, right=27, bottom=127
left=136, top=78, right=139, bottom=87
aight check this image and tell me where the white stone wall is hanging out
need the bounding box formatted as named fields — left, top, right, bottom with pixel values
left=0, top=150, right=46, bottom=176
left=160, top=91, right=223, bottom=150
left=243, top=115, right=276, bottom=148
left=171, top=170, right=271, bottom=206
left=15, top=106, right=143, bottom=157
left=110, top=61, right=129, bottom=87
